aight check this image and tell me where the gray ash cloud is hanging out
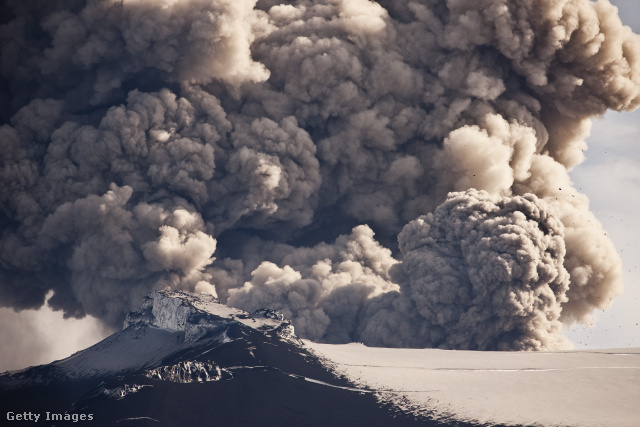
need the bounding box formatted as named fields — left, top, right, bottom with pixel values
left=1, top=0, right=638, bottom=350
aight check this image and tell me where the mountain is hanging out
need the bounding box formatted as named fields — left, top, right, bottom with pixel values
left=4, top=291, right=637, bottom=426
left=0, top=291, right=473, bottom=427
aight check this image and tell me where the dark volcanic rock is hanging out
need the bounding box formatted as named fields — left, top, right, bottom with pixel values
left=0, top=291, right=478, bottom=426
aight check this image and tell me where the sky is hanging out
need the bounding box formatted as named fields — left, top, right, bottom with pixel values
left=0, top=0, right=639, bottom=372
left=0, top=292, right=108, bottom=372
left=565, top=0, right=640, bottom=349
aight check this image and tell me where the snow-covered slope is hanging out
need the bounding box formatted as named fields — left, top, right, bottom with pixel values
left=0, top=290, right=296, bottom=385
left=3, top=290, right=638, bottom=427
left=307, top=342, right=640, bottom=427
left=0, top=291, right=441, bottom=426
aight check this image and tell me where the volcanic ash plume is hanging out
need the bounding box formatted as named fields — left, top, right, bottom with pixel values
left=1, top=0, right=639, bottom=350
left=393, top=190, right=571, bottom=351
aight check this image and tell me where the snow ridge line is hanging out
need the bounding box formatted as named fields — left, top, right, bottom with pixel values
left=222, top=365, right=444, bottom=394
left=335, top=364, right=640, bottom=372
left=221, top=365, right=388, bottom=393
left=115, top=417, right=160, bottom=423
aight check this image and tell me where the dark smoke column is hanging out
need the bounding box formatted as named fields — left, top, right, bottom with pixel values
left=396, top=190, right=570, bottom=351
left=0, top=0, right=639, bottom=350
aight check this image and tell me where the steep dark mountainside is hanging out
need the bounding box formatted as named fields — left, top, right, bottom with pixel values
left=0, top=291, right=479, bottom=426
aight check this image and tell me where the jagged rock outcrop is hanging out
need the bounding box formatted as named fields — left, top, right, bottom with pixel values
left=144, top=361, right=222, bottom=383
left=123, top=290, right=297, bottom=343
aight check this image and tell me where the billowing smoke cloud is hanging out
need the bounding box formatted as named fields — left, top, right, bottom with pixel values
left=227, top=224, right=400, bottom=343
left=1, top=0, right=638, bottom=351
left=384, top=189, right=571, bottom=351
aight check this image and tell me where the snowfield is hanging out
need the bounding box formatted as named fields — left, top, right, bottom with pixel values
left=305, top=342, right=640, bottom=427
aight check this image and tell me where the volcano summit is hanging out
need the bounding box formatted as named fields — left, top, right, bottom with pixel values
left=0, top=290, right=461, bottom=426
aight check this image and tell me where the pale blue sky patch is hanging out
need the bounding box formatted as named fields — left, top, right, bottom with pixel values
left=565, top=0, right=640, bottom=346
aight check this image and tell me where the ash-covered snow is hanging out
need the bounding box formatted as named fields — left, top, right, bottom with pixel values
left=52, top=326, right=193, bottom=380
left=305, top=342, right=640, bottom=427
